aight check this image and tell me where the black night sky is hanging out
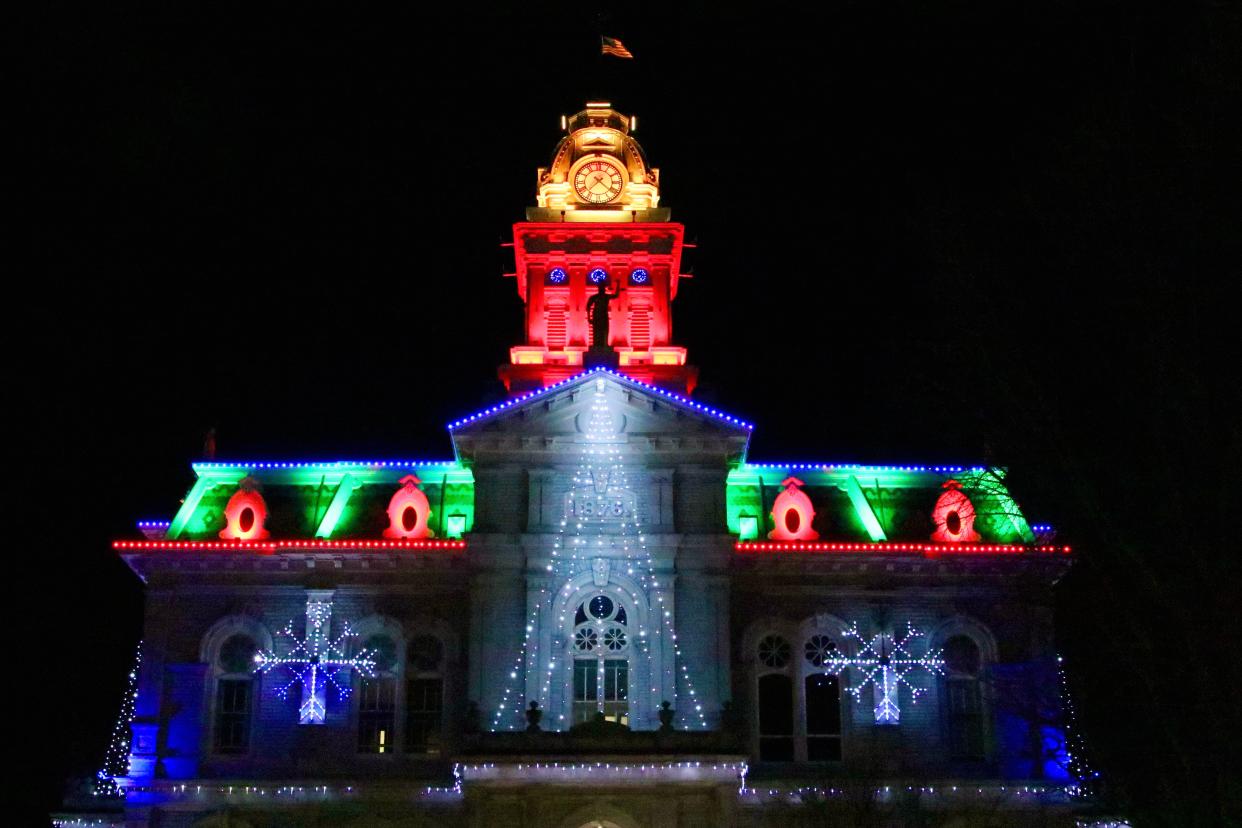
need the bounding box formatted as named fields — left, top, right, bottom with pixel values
left=23, top=3, right=1238, bottom=825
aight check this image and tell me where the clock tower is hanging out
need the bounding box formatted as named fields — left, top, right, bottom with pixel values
left=499, top=102, right=697, bottom=396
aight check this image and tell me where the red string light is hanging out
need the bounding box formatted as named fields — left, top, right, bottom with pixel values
left=113, top=539, right=466, bottom=553
left=734, top=541, right=1071, bottom=556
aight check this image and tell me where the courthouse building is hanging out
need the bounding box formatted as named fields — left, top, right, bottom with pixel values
left=62, top=103, right=1092, bottom=827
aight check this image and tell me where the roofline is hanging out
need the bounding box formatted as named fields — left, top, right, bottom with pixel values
left=191, top=459, right=460, bottom=473
left=446, top=367, right=755, bottom=432
left=740, top=462, right=989, bottom=475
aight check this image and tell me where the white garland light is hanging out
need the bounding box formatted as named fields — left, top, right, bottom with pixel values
left=738, top=783, right=1079, bottom=804
left=93, top=642, right=142, bottom=797
left=492, top=379, right=708, bottom=730
left=105, top=775, right=1088, bottom=807
left=1059, top=654, right=1101, bottom=793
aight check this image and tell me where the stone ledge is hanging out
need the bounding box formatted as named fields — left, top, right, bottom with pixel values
left=460, top=729, right=744, bottom=756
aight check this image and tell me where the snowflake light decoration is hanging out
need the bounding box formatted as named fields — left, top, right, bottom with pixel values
left=821, top=622, right=945, bottom=725
left=254, top=597, right=375, bottom=725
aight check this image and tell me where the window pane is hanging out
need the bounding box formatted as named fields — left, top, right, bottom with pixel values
left=758, top=673, right=794, bottom=761
left=405, top=678, right=443, bottom=753
left=218, top=635, right=257, bottom=674
left=363, top=635, right=398, bottom=673
left=757, top=636, right=791, bottom=668
left=805, top=674, right=841, bottom=736
left=758, top=674, right=793, bottom=735
left=407, top=636, right=443, bottom=672
left=804, top=635, right=837, bottom=668
left=947, top=678, right=984, bottom=759
left=214, top=679, right=251, bottom=754
left=604, top=659, right=627, bottom=701
left=359, top=677, right=396, bottom=754
left=944, top=636, right=981, bottom=675
left=589, top=595, right=614, bottom=619
left=601, top=660, right=629, bottom=724
left=574, top=659, right=598, bottom=701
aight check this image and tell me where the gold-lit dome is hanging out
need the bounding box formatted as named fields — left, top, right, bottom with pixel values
left=530, top=102, right=665, bottom=222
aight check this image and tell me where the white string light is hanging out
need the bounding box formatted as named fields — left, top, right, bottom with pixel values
left=254, top=598, right=375, bottom=724
left=93, top=642, right=142, bottom=798
left=100, top=776, right=1090, bottom=807
left=821, top=622, right=944, bottom=724
left=491, top=379, right=709, bottom=730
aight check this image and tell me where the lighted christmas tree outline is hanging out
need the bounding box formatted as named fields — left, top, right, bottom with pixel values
left=490, top=377, right=708, bottom=730
left=94, top=641, right=142, bottom=797
left=821, top=621, right=945, bottom=724
left=254, top=597, right=376, bottom=725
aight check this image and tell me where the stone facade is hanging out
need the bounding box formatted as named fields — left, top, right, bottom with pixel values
left=59, top=372, right=1089, bottom=828
left=58, top=102, right=1090, bottom=828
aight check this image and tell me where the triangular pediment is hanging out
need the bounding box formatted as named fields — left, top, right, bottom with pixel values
left=449, top=369, right=752, bottom=464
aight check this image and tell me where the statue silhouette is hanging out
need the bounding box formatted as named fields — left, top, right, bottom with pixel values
left=585, top=282, right=625, bottom=350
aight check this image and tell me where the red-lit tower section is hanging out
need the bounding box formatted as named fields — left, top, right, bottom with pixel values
left=498, top=103, right=698, bottom=396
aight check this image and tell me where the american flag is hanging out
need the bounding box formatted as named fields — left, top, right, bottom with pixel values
left=600, top=36, right=634, bottom=59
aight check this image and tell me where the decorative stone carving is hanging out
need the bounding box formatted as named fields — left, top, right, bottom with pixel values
left=592, top=557, right=610, bottom=587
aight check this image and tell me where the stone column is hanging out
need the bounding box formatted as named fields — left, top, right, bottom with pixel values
left=160, top=663, right=208, bottom=779
left=125, top=593, right=170, bottom=786
left=524, top=572, right=552, bottom=723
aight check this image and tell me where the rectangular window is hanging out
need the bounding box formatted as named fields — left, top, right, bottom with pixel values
left=805, top=674, right=842, bottom=761
left=546, top=302, right=567, bottom=349
left=358, top=677, right=396, bottom=754
left=758, top=673, right=794, bottom=761
left=628, top=305, right=651, bottom=350
left=946, top=679, right=984, bottom=759
left=572, top=659, right=599, bottom=724
left=602, top=659, right=628, bottom=725
left=405, top=678, right=443, bottom=754
left=213, top=679, right=251, bottom=754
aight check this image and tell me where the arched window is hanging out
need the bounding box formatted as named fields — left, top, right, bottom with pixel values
left=213, top=634, right=257, bottom=755
left=943, top=635, right=985, bottom=760
left=572, top=594, right=630, bottom=725
left=358, top=634, right=398, bottom=754
left=405, top=635, right=444, bottom=754
left=803, top=634, right=842, bottom=761
left=755, top=634, right=794, bottom=761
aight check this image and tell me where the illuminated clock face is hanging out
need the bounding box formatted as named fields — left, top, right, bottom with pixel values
left=574, top=159, right=625, bottom=204
left=546, top=267, right=567, bottom=285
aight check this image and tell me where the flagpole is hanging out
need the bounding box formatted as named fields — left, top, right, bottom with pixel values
left=593, top=12, right=607, bottom=103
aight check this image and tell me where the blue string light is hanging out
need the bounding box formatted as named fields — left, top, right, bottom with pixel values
left=743, top=463, right=987, bottom=474
left=192, top=460, right=458, bottom=471
left=448, top=367, right=753, bottom=431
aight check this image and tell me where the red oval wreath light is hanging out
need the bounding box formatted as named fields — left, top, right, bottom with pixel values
left=931, top=480, right=982, bottom=543
left=219, top=480, right=270, bottom=540
left=383, top=475, right=434, bottom=539
left=768, top=477, right=819, bottom=541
